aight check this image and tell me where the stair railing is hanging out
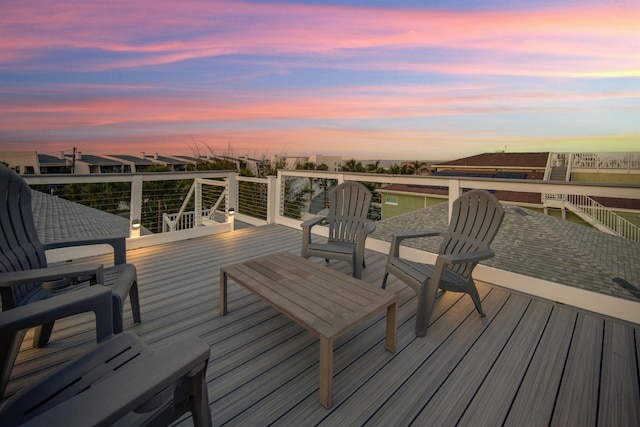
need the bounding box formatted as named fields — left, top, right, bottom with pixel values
left=564, top=194, right=640, bottom=242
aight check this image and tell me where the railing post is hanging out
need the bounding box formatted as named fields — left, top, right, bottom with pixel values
left=227, top=173, right=239, bottom=215
left=129, top=175, right=143, bottom=238
left=275, top=172, right=285, bottom=222
left=194, top=178, right=202, bottom=227
left=267, top=175, right=277, bottom=224
left=448, top=179, right=462, bottom=224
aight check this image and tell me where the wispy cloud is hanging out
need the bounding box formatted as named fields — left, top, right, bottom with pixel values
left=0, top=0, right=638, bottom=157
left=2, top=1, right=636, bottom=76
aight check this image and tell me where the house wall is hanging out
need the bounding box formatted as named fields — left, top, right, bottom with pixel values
left=380, top=192, right=446, bottom=220
left=571, top=171, right=640, bottom=184
left=0, top=151, right=41, bottom=174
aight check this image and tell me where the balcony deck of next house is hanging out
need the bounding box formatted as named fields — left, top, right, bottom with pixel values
left=3, top=223, right=640, bottom=426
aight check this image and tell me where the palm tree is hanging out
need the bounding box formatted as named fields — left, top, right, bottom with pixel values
left=342, top=159, right=365, bottom=172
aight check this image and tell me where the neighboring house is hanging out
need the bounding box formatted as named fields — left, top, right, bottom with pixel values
left=73, top=152, right=128, bottom=174
left=560, top=152, right=640, bottom=185
left=309, top=154, right=343, bottom=172
left=377, top=152, right=640, bottom=236
left=170, top=155, right=201, bottom=168
left=145, top=153, right=191, bottom=171
left=379, top=152, right=550, bottom=220
left=105, top=154, right=155, bottom=172
left=432, top=152, right=549, bottom=175
left=38, top=153, right=72, bottom=174
left=0, top=150, right=40, bottom=174
left=271, top=154, right=309, bottom=170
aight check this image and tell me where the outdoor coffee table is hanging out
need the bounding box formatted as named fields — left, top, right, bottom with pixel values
left=220, top=251, right=397, bottom=408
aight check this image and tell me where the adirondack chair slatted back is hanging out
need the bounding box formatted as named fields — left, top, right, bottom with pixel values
left=439, top=190, right=505, bottom=279
left=326, top=182, right=372, bottom=244
left=0, top=165, right=48, bottom=309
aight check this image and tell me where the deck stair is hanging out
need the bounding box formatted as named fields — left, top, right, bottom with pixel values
left=562, top=195, right=640, bottom=242
left=549, top=166, right=568, bottom=181
left=543, top=163, right=639, bottom=242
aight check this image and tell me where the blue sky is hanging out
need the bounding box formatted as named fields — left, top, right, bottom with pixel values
left=0, top=0, right=638, bottom=160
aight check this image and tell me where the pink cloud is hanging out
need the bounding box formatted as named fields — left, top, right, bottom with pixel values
left=1, top=1, right=637, bottom=76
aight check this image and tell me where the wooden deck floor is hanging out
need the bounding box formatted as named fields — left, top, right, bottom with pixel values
left=3, top=224, right=640, bottom=426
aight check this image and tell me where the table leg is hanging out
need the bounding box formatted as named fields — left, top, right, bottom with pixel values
left=385, top=301, right=397, bottom=352
left=319, top=336, right=334, bottom=408
left=220, top=270, right=228, bottom=315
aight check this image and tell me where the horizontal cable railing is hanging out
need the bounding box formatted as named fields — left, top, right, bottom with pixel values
left=23, top=170, right=639, bottom=241
left=237, top=176, right=269, bottom=221
left=23, top=171, right=237, bottom=239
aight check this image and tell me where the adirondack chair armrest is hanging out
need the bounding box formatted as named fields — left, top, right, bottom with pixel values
left=355, top=221, right=377, bottom=246
left=43, top=236, right=127, bottom=265
left=301, top=216, right=325, bottom=247
left=388, top=230, right=442, bottom=258
left=0, top=285, right=113, bottom=341
left=301, top=216, right=325, bottom=232
left=12, top=333, right=211, bottom=427
left=0, top=264, right=105, bottom=288
left=438, top=249, right=495, bottom=265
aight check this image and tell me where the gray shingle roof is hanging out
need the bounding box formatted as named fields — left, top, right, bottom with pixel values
left=31, top=190, right=151, bottom=243
left=76, top=154, right=122, bottom=166
left=37, top=154, right=67, bottom=166
left=372, top=202, right=640, bottom=302
left=107, top=155, right=154, bottom=165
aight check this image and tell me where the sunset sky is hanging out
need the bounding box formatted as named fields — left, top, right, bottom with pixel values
left=1, top=0, right=638, bottom=161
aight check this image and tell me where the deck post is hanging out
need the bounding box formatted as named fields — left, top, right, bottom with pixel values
left=267, top=175, right=277, bottom=224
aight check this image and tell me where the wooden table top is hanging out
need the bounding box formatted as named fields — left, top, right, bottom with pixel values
left=220, top=251, right=396, bottom=339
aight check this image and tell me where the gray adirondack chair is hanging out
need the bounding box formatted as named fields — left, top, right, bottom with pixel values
left=0, top=164, right=141, bottom=394
left=0, top=330, right=212, bottom=426
left=301, top=181, right=375, bottom=279
left=382, top=190, right=505, bottom=337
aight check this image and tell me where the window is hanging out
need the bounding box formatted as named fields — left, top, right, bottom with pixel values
left=385, top=195, right=398, bottom=206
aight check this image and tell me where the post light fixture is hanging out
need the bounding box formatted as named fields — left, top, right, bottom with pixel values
left=130, top=218, right=142, bottom=238
left=227, top=207, right=235, bottom=228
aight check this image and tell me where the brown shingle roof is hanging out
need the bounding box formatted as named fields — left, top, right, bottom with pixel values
left=435, top=152, right=549, bottom=168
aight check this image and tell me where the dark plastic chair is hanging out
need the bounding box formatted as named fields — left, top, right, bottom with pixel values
left=0, top=164, right=141, bottom=394
left=301, top=182, right=375, bottom=279
left=0, top=285, right=114, bottom=397
left=382, top=190, right=505, bottom=337
left=0, top=330, right=212, bottom=426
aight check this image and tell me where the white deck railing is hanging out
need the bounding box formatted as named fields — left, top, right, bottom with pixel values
left=22, top=169, right=640, bottom=324
left=24, top=170, right=639, bottom=239
left=571, top=152, right=640, bottom=170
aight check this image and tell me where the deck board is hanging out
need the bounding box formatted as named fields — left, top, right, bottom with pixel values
left=2, top=224, right=639, bottom=426
left=503, top=305, right=577, bottom=426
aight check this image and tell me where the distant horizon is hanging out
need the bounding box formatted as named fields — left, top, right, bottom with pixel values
left=4, top=147, right=638, bottom=167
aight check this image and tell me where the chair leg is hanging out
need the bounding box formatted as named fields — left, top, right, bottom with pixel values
left=352, top=257, right=363, bottom=279
left=466, top=280, right=486, bottom=317
left=415, top=281, right=439, bottom=337
left=0, top=329, right=27, bottom=398
left=33, top=322, right=55, bottom=348
left=381, top=272, right=389, bottom=289
left=112, top=294, right=124, bottom=334
left=190, top=364, right=212, bottom=427
left=129, top=281, right=142, bottom=325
